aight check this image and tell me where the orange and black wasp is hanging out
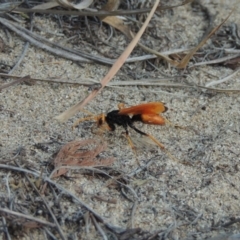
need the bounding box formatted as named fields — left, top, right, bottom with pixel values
left=73, top=102, right=168, bottom=150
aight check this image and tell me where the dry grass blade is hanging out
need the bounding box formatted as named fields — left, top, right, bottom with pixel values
left=57, top=0, right=93, bottom=10
left=0, top=75, right=30, bottom=90
left=132, top=33, right=179, bottom=66
left=190, top=53, right=240, bottom=68
left=205, top=67, right=240, bottom=87
left=32, top=1, right=59, bottom=10
left=9, top=1, right=194, bottom=17
left=100, top=0, right=131, bottom=39
left=177, top=9, right=234, bottom=69
left=157, top=0, right=193, bottom=11
left=0, top=207, right=55, bottom=228
left=1, top=73, right=240, bottom=93
left=55, top=0, right=161, bottom=122
left=100, top=1, right=193, bottom=66
left=51, top=139, right=114, bottom=178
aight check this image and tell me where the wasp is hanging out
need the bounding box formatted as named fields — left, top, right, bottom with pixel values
left=73, top=102, right=168, bottom=151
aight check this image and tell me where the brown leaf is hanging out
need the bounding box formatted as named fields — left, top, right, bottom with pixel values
left=52, top=139, right=114, bottom=178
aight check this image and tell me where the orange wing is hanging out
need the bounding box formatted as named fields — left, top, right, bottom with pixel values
left=118, top=102, right=167, bottom=115
left=140, top=113, right=165, bottom=125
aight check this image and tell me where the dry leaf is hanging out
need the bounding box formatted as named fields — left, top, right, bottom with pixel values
left=52, top=139, right=114, bottom=178
left=102, top=16, right=131, bottom=39
left=22, top=221, right=41, bottom=229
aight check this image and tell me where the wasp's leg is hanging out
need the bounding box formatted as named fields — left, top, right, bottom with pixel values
left=72, top=116, right=95, bottom=129
left=129, top=124, right=165, bottom=149
left=123, top=127, right=141, bottom=165
left=72, top=114, right=104, bottom=129
left=129, top=124, right=191, bottom=165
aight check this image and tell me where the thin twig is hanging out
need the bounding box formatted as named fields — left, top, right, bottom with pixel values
left=128, top=201, right=138, bottom=229
left=193, top=1, right=216, bottom=41
left=0, top=208, right=56, bottom=227
left=2, top=217, right=11, bottom=240
left=14, top=161, right=67, bottom=240
left=84, top=211, right=91, bottom=235
left=7, top=2, right=193, bottom=17
left=0, top=17, right=91, bottom=63
left=8, top=42, right=29, bottom=74
left=1, top=73, right=240, bottom=93
left=90, top=214, right=108, bottom=240
left=224, top=49, right=240, bottom=54
left=8, top=13, right=34, bottom=74
left=190, top=53, right=240, bottom=67
left=205, top=67, right=240, bottom=87
left=128, top=155, right=162, bottom=177
left=43, top=227, right=58, bottom=240
left=0, top=73, right=98, bottom=85
left=5, top=173, right=11, bottom=200
left=0, top=17, right=188, bottom=65
left=0, top=164, right=125, bottom=233
left=0, top=75, right=30, bottom=90
left=50, top=165, right=138, bottom=202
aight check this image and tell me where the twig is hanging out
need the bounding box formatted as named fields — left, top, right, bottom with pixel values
left=147, top=229, right=164, bottom=240
left=224, top=49, right=240, bottom=54
left=128, top=155, right=162, bottom=177
left=5, top=173, right=11, bottom=200
left=205, top=67, right=240, bottom=87
left=0, top=73, right=98, bottom=85
left=0, top=17, right=91, bottom=63
left=212, top=216, right=240, bottom=229
left=1, top=217, right=11, bottom=240
left=43, top=227, right=58, bottom=240
left=8, top=2, right=193, bottom=17
left=190, top=213, right=203, bottom=225
left=1, top=73, right=240, bottom=93
left=0, top=207, right=56, bottom=227
left=190, top=53, right=240, bottom=67
left=128, top=201, right=138, bottom=229
left=50, top=165, right=138, bottom=203
left=14, top=161, right=67, bottom=240
left=90, top=214, right=108, bottom=240
left=192, top=1, right=216, bottom=41
left=84, top=211, right=91, bottom=235
left=0, top=164, right=125, bottom=233
left=0, top=75, right=30, bottom=90
left=0, top=17, right=189, bottom=65
left=8, top=42, right=29, bottom=74
left=8, top=13, right=34, bottom=74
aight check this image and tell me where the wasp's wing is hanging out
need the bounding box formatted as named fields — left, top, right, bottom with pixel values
left=118, top=102, right=167, bottom=115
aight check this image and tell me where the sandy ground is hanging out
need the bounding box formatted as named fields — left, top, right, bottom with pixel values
left=1, top=0, right=240, bottom=239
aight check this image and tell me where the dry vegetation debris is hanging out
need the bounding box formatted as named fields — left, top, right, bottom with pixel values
left=0, top=0, right=240, bottom=239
